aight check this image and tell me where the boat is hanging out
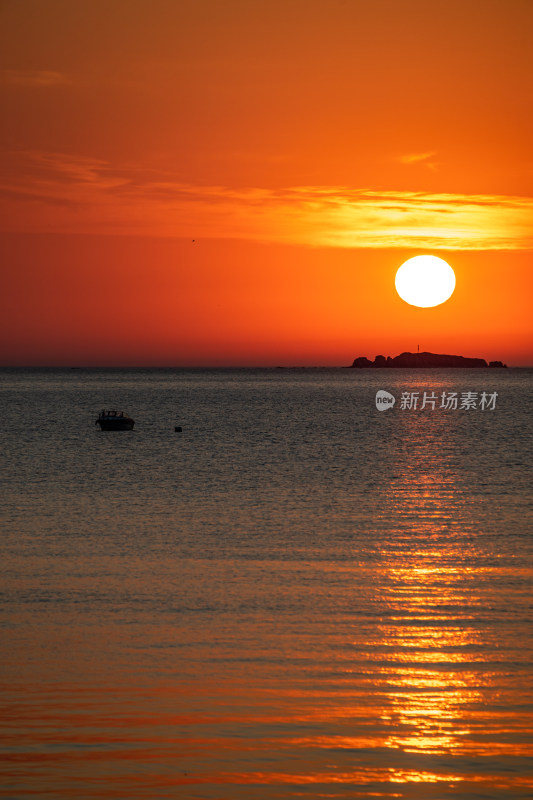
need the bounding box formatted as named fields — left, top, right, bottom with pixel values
left=95, top=410, right=135, bottom=431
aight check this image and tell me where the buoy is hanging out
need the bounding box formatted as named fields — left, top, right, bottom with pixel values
left=174, top=426, right=182, bottom=432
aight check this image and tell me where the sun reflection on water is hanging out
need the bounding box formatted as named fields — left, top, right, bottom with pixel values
left=367, top=406, right=496, bottom=767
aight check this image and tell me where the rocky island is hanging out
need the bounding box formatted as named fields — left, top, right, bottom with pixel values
left=351, top=351, right=507, bottom=368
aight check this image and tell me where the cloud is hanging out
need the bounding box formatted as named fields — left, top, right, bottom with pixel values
left=1, top=70, right=71, bottom=87
left=398, top=152, right=437, bottom=165
left=19, top=151, right=119, bottom=185
left=398, top=152, right=440, bottom=172
left=1, top=151, right=533, bottom=250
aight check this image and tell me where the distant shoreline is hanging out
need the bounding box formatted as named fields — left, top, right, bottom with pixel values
left=2, top=362, right=531, bottom=370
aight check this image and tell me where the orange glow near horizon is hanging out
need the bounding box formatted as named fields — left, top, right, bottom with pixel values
left=0, top=1, right=532, bottom=365
left=0, top=235, right=530, bottom=366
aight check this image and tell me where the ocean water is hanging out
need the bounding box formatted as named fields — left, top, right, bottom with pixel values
left=0, top=367, right=532, bottom=800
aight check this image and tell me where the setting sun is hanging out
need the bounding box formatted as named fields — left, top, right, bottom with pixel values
left=395, top=255, right=456, bottom=308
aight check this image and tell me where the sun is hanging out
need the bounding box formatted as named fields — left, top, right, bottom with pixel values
left=395, top=255, right=456, bottom=308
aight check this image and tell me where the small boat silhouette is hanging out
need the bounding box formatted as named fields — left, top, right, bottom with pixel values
left=95, top=410, right=135, bottom=431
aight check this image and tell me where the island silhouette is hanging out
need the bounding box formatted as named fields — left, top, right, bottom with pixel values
left=351, top=351, right=507, bottom=368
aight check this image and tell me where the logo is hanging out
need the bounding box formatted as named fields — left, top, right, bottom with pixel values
left=375, top=390, right=396, bottom=411
left=373, top=388, right=498, bottom=411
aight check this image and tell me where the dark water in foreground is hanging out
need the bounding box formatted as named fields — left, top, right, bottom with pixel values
left=1, top=368, right=532, bottom=799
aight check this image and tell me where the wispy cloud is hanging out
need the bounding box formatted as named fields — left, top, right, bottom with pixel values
left=398, top=152, right=440, bottom=171
left=398, top=152, right=437, bottom=165
left=1, top=70, right=71, bottom=87
left=1, top=151, right=533, bottom=250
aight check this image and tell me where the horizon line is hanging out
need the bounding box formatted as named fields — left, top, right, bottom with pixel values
left=1, top=362, right=531, bottom=370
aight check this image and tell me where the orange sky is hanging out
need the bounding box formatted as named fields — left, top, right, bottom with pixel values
left=1, top=0, right=532, bottom=365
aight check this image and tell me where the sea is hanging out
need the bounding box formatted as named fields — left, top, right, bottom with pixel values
left=1, top=367, right=532, bottom=800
